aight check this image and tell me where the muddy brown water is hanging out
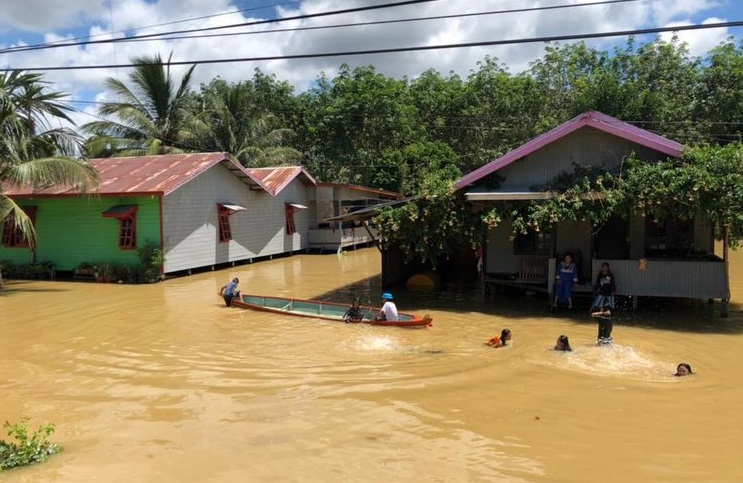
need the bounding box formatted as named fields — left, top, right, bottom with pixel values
left=1, top=249, right=742, bottom=482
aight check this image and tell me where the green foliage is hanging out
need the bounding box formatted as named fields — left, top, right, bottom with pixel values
left=374, top=176, right=498, bottom=268
left=137, top=240, right=165, bottom=282
left=0, top=419, right=60, bottom=471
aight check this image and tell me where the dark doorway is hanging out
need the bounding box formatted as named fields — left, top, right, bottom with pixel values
left=593, top=216, right=629, bottom=259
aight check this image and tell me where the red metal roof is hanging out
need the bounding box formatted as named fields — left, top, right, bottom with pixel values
left=4, top=153, right=269, bottom=197
left=455, top=111, right=684, bottom=190
left=316, top=182, right=403, bottom=200
left=247, top=166, right=316, bottom=196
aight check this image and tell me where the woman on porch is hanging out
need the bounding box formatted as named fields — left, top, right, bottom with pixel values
left=554, top=253, right=578, bottom=309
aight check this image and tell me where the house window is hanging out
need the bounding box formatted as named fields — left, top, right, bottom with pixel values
left=216, top=204, right=246, bottom=242
left=514, top=230, right=552, bottom=255
left=645, top=217, right=694, bottom=257
left=285, top=203, right=308, bottom=236
left=1, top=206, right=37, bottom=248
left=102, top=205, right=138, bottom=250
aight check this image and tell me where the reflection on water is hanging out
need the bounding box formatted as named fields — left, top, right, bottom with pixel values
left=1, top=249, right=743, bottom=482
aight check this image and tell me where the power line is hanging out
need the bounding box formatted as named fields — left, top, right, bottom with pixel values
left=0, top=0, right=441, bottom=56
left=4, top=0, right=653, bottom=52
left=4, top=19, right=742, bottom=72
left=0, top=1, right=303, bottom=55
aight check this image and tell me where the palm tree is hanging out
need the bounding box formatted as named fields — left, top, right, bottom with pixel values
left=0, top=71, right=99, bottom=288
left=83, top=53, right=198, bottom=157
left=194, top=81, right=301, bottom=167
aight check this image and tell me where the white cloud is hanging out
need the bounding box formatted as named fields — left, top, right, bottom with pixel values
left=660, top=17, right=730, bottom=57
left=0, top=0, right=736, bottom=105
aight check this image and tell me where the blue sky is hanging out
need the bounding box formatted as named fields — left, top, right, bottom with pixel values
left=0, top=0, right=740, bottom=126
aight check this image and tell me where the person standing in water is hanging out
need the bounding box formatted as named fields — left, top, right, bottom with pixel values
left=221, top=277, right=241, bottom=307
left=592, top=262, right=616, bottom=311
left=343, top=298, right=363, bottom=322
left=592, top=303, right=613, bottom=344
left=554, top=253, right=579, bottom=309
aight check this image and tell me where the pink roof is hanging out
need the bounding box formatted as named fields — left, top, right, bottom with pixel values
left=4, top=153, right=270, bottom=197
left=316, top=182, right=403, bottom=200
left=455, top=111, right=684, bottom=190
left=247, top=166, right=316, bottom=196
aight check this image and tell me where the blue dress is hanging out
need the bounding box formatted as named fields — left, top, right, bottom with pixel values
left=555, top=262, right=577, bottom=303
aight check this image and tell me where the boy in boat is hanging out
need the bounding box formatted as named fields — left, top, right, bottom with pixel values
left=221, top=277, right=241, bottom=307
left=485, top=328, right=512, bottom=348
left=592, top=303, right=613, bottom=345
left=374, top=293, right=399, bottom=322
left=343, top=298, right=363, bottom=322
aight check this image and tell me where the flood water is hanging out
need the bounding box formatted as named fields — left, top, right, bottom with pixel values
left=2, top=248, right=743, bottom=482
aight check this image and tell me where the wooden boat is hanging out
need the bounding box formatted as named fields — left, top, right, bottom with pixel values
left=219, top=291, right=433, bottom=328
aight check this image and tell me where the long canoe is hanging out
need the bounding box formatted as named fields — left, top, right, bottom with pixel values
left=219, top=291, right=433, bottom=328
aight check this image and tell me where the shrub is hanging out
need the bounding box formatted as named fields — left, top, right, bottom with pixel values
left=0, top=419, right=61, bottom=471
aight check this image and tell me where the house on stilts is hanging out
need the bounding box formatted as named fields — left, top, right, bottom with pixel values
left=1, top=153, right=400, bottom=280
left=455, top=111, right=731, bottom=314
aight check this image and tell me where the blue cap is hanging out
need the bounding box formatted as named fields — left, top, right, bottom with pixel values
left=382, top=292, right=393, bottom=300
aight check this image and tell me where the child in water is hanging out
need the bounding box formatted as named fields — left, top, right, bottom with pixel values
left=592, top=303, right=613, bottom=345
left=486, top=328, right=512, bottom=348
left=554, top=335, right=572, bottom=351
left=675, top=363, right=693, bottom=377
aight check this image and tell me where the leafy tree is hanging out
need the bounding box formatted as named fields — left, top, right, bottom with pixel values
left=83, top=54, right=198, bottom=156
left=695, top=39, right=743, bottom=144
left=0, top=71, right=98, bottom=288
left=192, top=78, right=301, bottom=167
left=377, top=141, right=461, bottom=194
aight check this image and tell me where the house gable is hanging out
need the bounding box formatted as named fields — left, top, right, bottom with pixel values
left=455, top=111, right=684, bottom=192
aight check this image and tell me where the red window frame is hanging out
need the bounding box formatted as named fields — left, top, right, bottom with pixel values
left=285, top=204, right=297, bottom=235
left=102, top=205, right=138, bottom=250
left=1, top=206, right=37, bottom=248
left=218, top=207, right=233, bottom=242
left=118, top=216, right=136, bottom=249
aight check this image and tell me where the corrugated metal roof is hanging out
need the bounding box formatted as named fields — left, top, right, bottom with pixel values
left=455, top=111, right=684, bottom=190
left=316, top=182, right=403, bottom=200
left=247, top=166, right=316, bottom=196
left=4, top=153, right=269, bottom=197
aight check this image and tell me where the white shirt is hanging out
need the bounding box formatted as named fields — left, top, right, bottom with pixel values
left=381, top=301, right=399, bottom=322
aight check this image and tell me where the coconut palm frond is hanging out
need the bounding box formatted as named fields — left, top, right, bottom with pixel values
left=4, top=157, right=99, bottom=192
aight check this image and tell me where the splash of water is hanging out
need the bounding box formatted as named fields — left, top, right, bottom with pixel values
left=561, top=343, right=672, bottom=379
left=353, top=335, right=400, bottom=352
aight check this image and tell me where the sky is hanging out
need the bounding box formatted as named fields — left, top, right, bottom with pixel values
left=0, top=0, right=741, bottom=128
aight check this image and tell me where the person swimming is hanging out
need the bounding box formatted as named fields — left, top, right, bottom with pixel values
left=554, top=335, right=572, bottom=352
left=486, top=328, right=512, bottom=348
left=675, top=363, right=693, bottom=377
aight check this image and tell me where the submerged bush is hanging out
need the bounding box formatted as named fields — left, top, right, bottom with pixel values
left=0, top=420, right=61, bottom=471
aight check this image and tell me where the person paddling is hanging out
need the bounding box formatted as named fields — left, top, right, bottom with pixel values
left=221, top=277, right=241, bottom=307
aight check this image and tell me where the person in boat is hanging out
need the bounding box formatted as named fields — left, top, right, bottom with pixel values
left=374, top=293, right=399, bottom=322
left=486, top=328, right=512, bottom=348
left=343, top=298, right=363, bottom=322
left=591, top=262, right=616, bottom=311
left=592, top=303, right=613, bottom=345
left=221, top=277, right=241, bottom=307
left=554, top=253, right=579, bottom=309
left=675, top=363, right=693, bottom=377
left=554, top=335, right=572, bottom=351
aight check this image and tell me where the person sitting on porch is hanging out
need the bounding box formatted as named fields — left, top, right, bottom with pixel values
left=343, top=298, right=363, bottom=322
left=675, top=363, right=693, bottom=377
left=591, top=262, right=616, bottom=311
left=554, top=253, right=579, bottom=309
left=592, top=303, right=613, bottom=345
left=554, top=335, right=572, bottom=352
left=486, top=328, right=512, bottom=348
left=375, top=293, right=399, bottom=322
left=221, top=277, right=241, bottom=307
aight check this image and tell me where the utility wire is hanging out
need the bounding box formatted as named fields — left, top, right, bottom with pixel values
left=0, top=0, right=441, bottom=56
left=2, top=0, right=652, bottom=52
left=0, top=1, right=302, bottom=55
left=4, top=20, right=741, bottom=72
